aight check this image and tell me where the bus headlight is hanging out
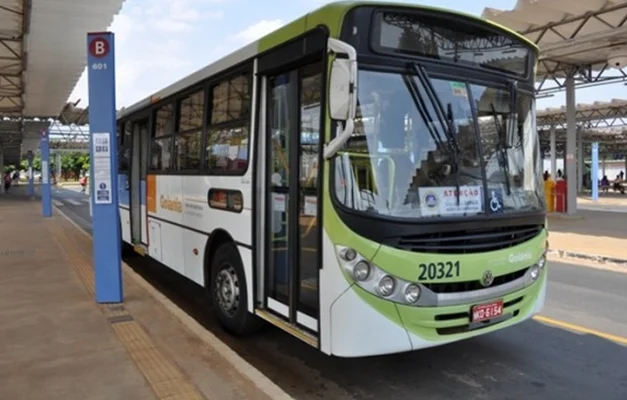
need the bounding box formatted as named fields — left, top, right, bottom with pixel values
left=340, top=247, right=357, bottom=262
left=404, top=284, right=421, bottom=303
left=377, top=276, right=395, bottom=296
left=537, top=254, right=546, bottom=269
left=335, top=245, right=424, bottom=306
left=353, top=261, right=371, bottom=281
left=529, top=264, right=540, bottom=280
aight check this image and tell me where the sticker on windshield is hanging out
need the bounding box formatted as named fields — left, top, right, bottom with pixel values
left=418, top=186, right=483, bottom=216
left=450, top=81, right=468, bottom=98
left=488, top=188, right=504, bottom=213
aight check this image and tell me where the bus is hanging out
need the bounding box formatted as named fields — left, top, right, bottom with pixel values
left=116, top=1, right=548, bottom=357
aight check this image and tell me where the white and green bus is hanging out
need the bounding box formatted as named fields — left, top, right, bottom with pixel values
left=116, top=1, right=548, bottom=357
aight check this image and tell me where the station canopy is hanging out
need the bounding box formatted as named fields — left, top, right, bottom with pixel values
left=0, top=0, right=125, bottom=164
left=536, top=99, right=627, bottom=157
left=482, top=0, right=627, bottom=94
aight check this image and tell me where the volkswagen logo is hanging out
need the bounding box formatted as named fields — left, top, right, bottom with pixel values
left=481, top=270, right=494, bottom=287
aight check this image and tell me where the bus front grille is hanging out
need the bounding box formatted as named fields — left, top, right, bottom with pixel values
left=423, top=267, right=528, bottom=294
left=393, top=224, right=543, bottom=254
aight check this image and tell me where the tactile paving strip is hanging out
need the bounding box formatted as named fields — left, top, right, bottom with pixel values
left=46, top=218, right=206, bottom=400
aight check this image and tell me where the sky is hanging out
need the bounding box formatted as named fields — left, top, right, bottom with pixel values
left=67, top=0, right=623, bottom=112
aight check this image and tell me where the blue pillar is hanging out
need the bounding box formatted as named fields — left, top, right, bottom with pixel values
left=26, top=150, right=34, bottom=197
left=87, top=32, right=123, bottom=303
left=591, top=142, right=599, bottom=201
left=40, top=129, right=52, bottom=217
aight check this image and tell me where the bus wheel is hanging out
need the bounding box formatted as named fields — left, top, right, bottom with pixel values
left=210, top=243, right=262, bottom=336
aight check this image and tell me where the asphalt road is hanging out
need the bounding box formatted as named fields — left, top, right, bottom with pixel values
left=52, top=186, right=627, bottom=400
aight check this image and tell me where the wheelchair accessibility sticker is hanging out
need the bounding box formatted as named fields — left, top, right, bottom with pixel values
left=488, top=189, right=504, bottom=213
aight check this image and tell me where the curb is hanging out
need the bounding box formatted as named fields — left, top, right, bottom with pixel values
left=52, top=205, right=294, bottom=400
left=547, top=212, right=585, bottom=220
left=547, top=248, right=627, bottom=266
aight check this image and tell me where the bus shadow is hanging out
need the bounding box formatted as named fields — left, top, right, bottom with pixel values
left=124, top=255, right=627, bottom=400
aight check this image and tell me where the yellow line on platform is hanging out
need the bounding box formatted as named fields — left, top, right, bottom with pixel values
left=54, top=205, right=293, bottom=400
left=48, top=207, right=206, bottom=400
left=533, top=315, right=627, bottom=346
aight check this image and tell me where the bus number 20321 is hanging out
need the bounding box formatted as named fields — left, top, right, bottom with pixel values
left=418, top=261, right=461, bottom=280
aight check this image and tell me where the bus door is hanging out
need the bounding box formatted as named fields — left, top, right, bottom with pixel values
left=118, top=121, right=132, bottom=244
left=256, top=29, right=326, bottom=344
left=130, top=116, right=150, bottom=246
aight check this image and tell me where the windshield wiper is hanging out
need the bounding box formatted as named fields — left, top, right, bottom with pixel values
left=489, top=102, right=512, bottom=196
left=402, top=75, right=447, bottom=153
left=410, top=63, right=462, bottom=204
left=446, top=102, right=461, bottom=205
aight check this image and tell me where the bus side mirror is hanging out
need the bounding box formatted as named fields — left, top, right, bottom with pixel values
left=324, top=38, right=357, bottom=159
left=329, top=58, right=352, bottom=121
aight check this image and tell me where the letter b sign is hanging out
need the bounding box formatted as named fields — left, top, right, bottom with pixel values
left=89, top=37, right=109, bottom=59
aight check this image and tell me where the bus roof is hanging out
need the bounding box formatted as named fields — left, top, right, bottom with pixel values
left=117, top=1, right=536, bottom=120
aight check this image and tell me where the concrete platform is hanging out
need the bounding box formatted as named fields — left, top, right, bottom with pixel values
left=0, top=188, right=283, bottom=400
left=548, top=207, right=627, bottom=263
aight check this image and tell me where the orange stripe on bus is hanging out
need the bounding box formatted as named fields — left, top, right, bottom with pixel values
left=146, top=175, right=157, bottom=213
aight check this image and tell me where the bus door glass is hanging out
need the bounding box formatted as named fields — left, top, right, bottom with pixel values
left=130, top=117, right=149, bottom=244
left=118, top=121, right=132, bottom=243
left=139, top=120, right=150, bottom=244
left=264, top=61, right=323, bottom=335
left=119, top=121, right=132, bottom=208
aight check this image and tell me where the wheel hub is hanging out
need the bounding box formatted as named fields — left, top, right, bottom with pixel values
left=215, top=264, right=239, bottom=317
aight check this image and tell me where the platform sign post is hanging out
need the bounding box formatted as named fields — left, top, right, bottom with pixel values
left=26, top=150, right=34, bottom=197
left=86, top=32, right=123, bottom=303
left=591, top=142, right=599, bottom=201
left=40, top=129, right=52, bottom=217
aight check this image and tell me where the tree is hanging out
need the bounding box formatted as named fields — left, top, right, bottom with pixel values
left=19, top=151, right=89, bottom=180
left=60, top=152, right=90, bottom=179
left=19, top=154, right=41, bottom=171
left=33, top=154, right=41, bottom=171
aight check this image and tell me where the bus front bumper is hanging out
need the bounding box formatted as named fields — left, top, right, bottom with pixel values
left=328, top=268, right=547, bottom=357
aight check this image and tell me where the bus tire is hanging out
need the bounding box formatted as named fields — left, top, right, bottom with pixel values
left=210, top=242, right=262, bottom=336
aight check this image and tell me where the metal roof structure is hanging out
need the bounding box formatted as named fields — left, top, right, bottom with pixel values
left=537, top=98, right=627, bottom=129
left=0, top=0, right=125, bottom=165
left=539, top=127, right=627, bottom=158
left=0, top=119, right=49, bottom=162
left=482, top=0, right=627, bottom=94
left=536, top=99, right=627, bottom=157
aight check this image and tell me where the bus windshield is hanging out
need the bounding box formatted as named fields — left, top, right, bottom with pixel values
left=333, top=69, right=544, bottom=219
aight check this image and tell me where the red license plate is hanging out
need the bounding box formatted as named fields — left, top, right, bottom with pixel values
left=471, top=300, right=504, bottom=322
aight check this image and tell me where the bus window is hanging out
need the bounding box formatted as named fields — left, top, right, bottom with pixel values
left=151, top=103, right=174, bottom=171
left=175, top=90, right=204, bottom=171
left=205, top=73, right=251, bottom=174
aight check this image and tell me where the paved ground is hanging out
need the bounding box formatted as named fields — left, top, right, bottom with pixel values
left=542, top=263, right=627, bottom=338
left=0, top=194, right=155, bottom=400
left=548, top=209, right=627, bottom=260
left=578, top=193, right=627, bottom=206
left=576, top=193, right=627, bottom=211
left=0, top=187, right=275, bottom=400
left=51, top=187, right=627, bottom=400
left=576, top=203, right=627, bottom=213
left=50, top=185, right=92, bottom=233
